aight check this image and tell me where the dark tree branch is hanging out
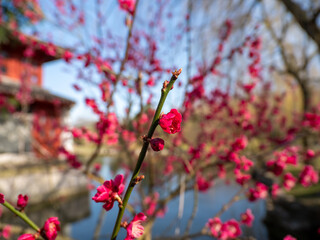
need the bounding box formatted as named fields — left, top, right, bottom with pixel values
left=279, top=0, right=320, bottom=51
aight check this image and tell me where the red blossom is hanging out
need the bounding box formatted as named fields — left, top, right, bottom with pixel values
left=196, top=175, right=212, bottom=192
left=125, top=212, right=147, bottom=240
left=41, top=217, right=60, bottom=240
left=1, top=225, right=11, bottom=239
left=271, top=183, right=280, bottom=197
left=0, top=193, right=4, bottom=204
left=159, top=109, right=182, bottom=134
left=94, top=163, right=101, bottom=172
left=240, top=209, right=254, bottom=227
left=299, top=165, right=319, bottom=187
left=283, top=173, right=296, bottom=191
left=92, top=174, right=125, bottom=211
left=207, top=217, right=222, bottom=238
left=18, top=234, right=35, bottom=240
left=118, top=0, right=136, bottom=14
left=306, top=149, right=315, bottom=160
left=283, top=235, right=297, bottom=240
left=231, top=135, right=248, bottom=152
left=150, top=138, right=164, bottom=151
left=144, top=193, right=158, bottom=216
left=17, top=194, right=29, bottom=209
left=234, top=169, right=251, bottom=185
left=247, top=182, right=268, bottom=202
left=63, top=50, right=73, bottom=63
left=220, top=219, right=242, bottom=240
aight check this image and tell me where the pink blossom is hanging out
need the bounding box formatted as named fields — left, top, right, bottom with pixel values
left=231, top=135, right=248, bottom=152
left=196, top=175, right=212, bottom=192
left=41, top=217, right=60, bottom=240
left=63, top=50, right=73, bottom=63
left=17, top=194, right=29, bottom=209
left=92, top=175, right=125, bottom=211
left=267, top=160, right=286, bottom=176
left=236, top=156, right=254, bottom=171
left=150, top=138, right=164, bottom=151
left=306, top=149, right=315, bottom=160
left=159, top=109, right=182, bottom=134
left=0, top=193, right=4, bottom=204
left=283, top=235, right=296, bottom=240
left=220, top=219, right=242, bottom=240
left=73, top=84, right=81, bottom=91
left=271, top=183, right=280, bottom=197
left=23, top=47, right=35, bottom=58
left=94, top=163, right=101, bottom=172
left=247, top=182, right=268, bottom=202
left=18, top=234, right=35, bottom=240
left=207, top=217, right=222, bottom=238
left=1, top=225, right=11, bottom=239
left=234, top=169, right=251, bottom=186
left=304, top=112, right=320, bottom=130
left=240, top=209, right=254, bottom=227
left=299, top=165, right=319, bottom=187
left=59, top=147, right=82, bottom=169
left=118, top=0, right=136, bottom=14
left=144, top=194, right=157, bottom=216
left=144, top=192, right=162, bottom=216
left=283, top=173, right=296, bottom=191
left=146, top=77, right=155, bottom=86
left=125, top=212, right=147, bottom=240
left=218, top=164, right=226, bottom=179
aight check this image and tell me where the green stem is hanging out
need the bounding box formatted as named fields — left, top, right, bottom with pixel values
left=111, top=69, right=182, bottom=240
left=2, top=201, right=40, bottom=232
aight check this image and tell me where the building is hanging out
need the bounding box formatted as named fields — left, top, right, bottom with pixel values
left=0, top=26, right=74, bottom=159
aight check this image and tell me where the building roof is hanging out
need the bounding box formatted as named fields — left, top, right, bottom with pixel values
left=0, top=25, right=68, bottom=63
left=0, top=76, right=74, bottom=107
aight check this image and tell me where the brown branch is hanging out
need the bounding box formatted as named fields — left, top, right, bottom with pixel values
left=184, top=184, right=199, bottom=235
left=279, top=0, right=320, bottom=51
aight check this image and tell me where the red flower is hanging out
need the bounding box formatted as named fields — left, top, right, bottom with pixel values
left=306, top=149, right=315, bottom=159
left=62, top=50, right=73, bottom=63
left=283, top=173, right=296, bottom=191
left=41, top=217, right=60, bottom=240
left=196, top=175, right=212, bottom=192
left=0, top=193, right=4, bottom=204
left=283, top=235, right=296, bottom=240
left=231, top=135, right=248, bottom=152
left=159, top=109, right=182, bottom=134
left=247, top=182, right=268, bottom=202
left=299, top=165, right=319, bottom=187
left=240, top=209, right=254, bottom=227
left=125, top=212, right=147, bottom=240
left=92, top=174, right=125, bottom=211
left=1, top=225, right=11, bottom=239
left=17, top=194, right=29, bottom=209
left=207, top=217, right=222, bottom=237
left=150, top=138, right=164, bottom=151
left=94, top=163, right=101, bottom=172
left=271, top=183, right=280, bottom=197
left=220, top=219, right=241, bottom=240
left=118, top=0, right=136, bottom=14
left=18, top=234, right=35, bottom=240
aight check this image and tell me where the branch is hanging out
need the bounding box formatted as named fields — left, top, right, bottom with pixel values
left=110, top=69, right=182, bottom=240
left=279, top=0, right=320, bottom=51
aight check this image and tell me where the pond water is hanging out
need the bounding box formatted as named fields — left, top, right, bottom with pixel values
left=70, top=162, right=268, bottom=240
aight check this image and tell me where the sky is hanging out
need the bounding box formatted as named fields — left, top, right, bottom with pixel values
left=42, top=60, right=94, bottom=125
left=37, top=0, right=190, bottom=126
